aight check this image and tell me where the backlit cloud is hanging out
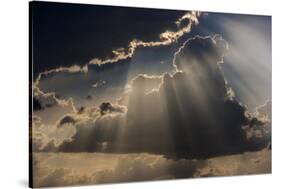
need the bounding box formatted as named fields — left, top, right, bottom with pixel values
left=34, top=36, right=270, bottom=160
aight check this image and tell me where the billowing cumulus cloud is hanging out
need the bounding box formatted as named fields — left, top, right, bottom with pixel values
left=34, top=36, right=270, bottom=160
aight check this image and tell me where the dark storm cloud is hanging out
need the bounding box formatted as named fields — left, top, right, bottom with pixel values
left=39, top=36, right=270, bottom=159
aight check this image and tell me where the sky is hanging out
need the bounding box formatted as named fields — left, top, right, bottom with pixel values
left=30, top=1, right=272, bottom=188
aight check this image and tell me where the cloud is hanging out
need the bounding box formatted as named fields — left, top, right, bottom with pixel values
left=32, top=150, right=270, bottom=187
left=256, top=100, right=272, bottom=122
left=31, top=117, right=76, bottom=152
left=33, top=36, right=270, bottom=159
left=58, top=113, right=124, bottom=153
left=31, top=102, right=77, bottom=151
left=32, top=91, right=58, bottom=111
left=213, top=14, right=272, bottom=111
left=110, top=35, right=269, bottom=158
left=33, top=83, right=76, bottom=112
left=92, top=154, right=205, bottom=184
left=35, top=59, right=131, bottom=108
left=129, top=74, right=163, bottom=94
left=88, top=11, right=201, bottom=66
left=58, top=115, right=76, bottom=127
left=31, top=103, right=124, bottom=152
left=195, top=149, right=271, bottom=177
left=34, top=65, right=88, bottom=91
left=173, top=35, right=228, bottom=71
left=32, top=2, right=199, bottom=76
left=32, top=11, right=201, bottom=110
left=245, top=100, right=271, bottom=149
left=99, top=102, right=127, bottom=115
left=32, top=152, right=205, bottom=187
left=30, top=7, right=272, bottom=186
